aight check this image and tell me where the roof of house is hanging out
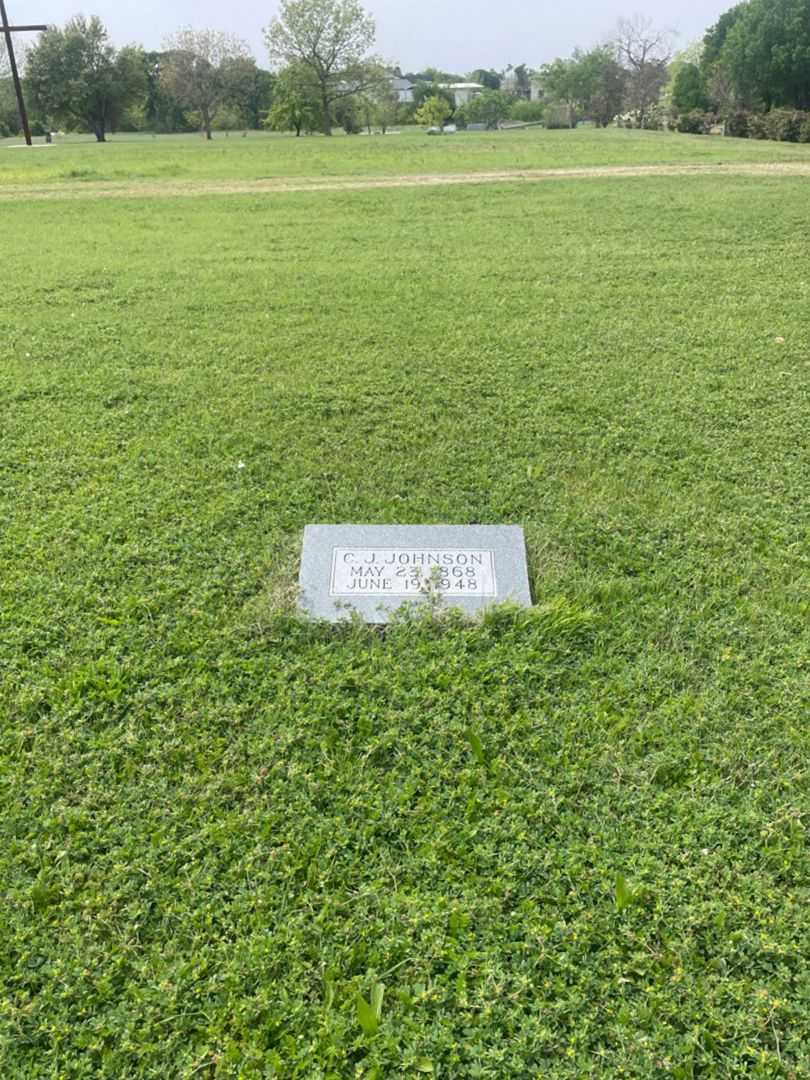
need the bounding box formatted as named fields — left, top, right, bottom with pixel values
left=439, top=83, right=485, bottom=90
left=390, top=77, right=414, bottom=91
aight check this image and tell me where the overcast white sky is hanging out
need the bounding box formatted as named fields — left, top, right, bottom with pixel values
left=13, top=1, right=732, bottom=71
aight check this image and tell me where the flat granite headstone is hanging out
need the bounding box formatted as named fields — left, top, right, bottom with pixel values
left=299, top=524, right=532, bottom=623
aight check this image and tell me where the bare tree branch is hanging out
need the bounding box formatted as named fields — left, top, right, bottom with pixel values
left=614, top=14, right=674, bottom=128
left=161, top=28, right=252, bottom=140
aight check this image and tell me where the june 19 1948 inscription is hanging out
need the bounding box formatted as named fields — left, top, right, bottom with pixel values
left=299, top=525, right=531, bottom=623
left=331, top=549, right=497, bottom=596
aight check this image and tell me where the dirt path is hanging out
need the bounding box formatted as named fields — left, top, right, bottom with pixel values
left=2, top=160, right=810, bottom=201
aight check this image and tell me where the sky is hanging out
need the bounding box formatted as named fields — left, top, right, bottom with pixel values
left=11, top=0, right=733, bottom=71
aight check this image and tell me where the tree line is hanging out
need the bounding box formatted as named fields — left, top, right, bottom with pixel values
left=2, top=0, right=809, bottom=141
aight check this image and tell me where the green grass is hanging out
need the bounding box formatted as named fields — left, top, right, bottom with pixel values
left=3, top=125, right=810, bottom=187
left=2, top=134, right=810, bottom=1077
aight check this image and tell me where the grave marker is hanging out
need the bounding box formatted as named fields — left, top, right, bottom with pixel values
left=299, top=524, right=532, bottom=623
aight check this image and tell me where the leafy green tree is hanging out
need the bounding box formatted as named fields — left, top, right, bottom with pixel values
left=413, top=67, right=463, bottom=84
left=411, top=80, right=454, bottom=110
left=671, top=62, right=709, bottom=112
left=713, top=0, right=810, bottom=111
left=219, top=57, right=274, bottom=129
left=264, top=0, right=377, bottom=136
left=160, top=29, right=251, bottom=139
left=702, top=4, right=747, bottom=72
left=415, top=94, right=452, bottom=129
left=0, top=76, right=19, bottom=136
left=264, top=61, right=319, bottom=135
left=468, top=68, right=501, bottom=90
left=539, top=57, right=579, bottom=127
left=574, top=47, right=626, bottom=127
left=1, top=39, right=23, bottom=135
left=540, top=49, right=625, bottom=128
left=26, top=16, right=146, bottom=141
left=461, top=89, right=511, bottom=129
left=360, top=74, right=401, bottom=133
left=143, top=51, right=193, bottom=133
left=333, top=94, right=361, bottom=133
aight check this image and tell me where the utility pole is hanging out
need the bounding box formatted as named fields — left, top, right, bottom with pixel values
left=0, top=1, right=47, bottom=146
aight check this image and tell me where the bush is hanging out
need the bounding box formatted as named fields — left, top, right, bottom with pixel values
left=677, top=110, right=710, bottom=135
left=643, top=106, right=666, bottom=131
left=764, top=109, right=803, bottom=142
left=212, top=107, right=244, bottom=132
left=545, top=102, right=575, bottom=129
left=510, top=100, right=545, bottom=123
left=727, top=109, right=808, bottom=143
left=747, top=113, right=769, bottom=139
left=725, top=111, right=750, bottom=138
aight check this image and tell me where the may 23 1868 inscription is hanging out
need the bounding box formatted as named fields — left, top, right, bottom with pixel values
left=299, top=525, right=531, bottom=623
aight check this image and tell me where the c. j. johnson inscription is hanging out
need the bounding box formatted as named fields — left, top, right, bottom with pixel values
left=299, top=525, right=531, bottom=623
left=330, top=549, right=497, bottom=596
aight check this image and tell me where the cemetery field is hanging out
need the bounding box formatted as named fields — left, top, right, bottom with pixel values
left=2, top=141, right=810, bottom=1078
left=3, top=126, right=810, bottom=194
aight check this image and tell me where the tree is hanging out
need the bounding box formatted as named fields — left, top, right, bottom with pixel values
left=615, top=15, right=673, bottom=128
left=220, top=57, right=274, bottom=129
left=540, top=49, right=625, bottom=128
left=461, top=89, right=511, bottom=129
left=710, top=0, right=810, bottom=112
left=143, top=51, right=193, bottom=133
left=671, top=62, right=709, bottom=113
left=415, top=94, right=452, bottom=130
left=0, top=75, right=18, bottom=136
left=26, top=17, right=146, bottom=141
left=264, top=0, right=377, bottom=136
left=573, top=47, right=626, bottom=127
left=702, top=4, right=747, bottom=72
left=161, top=29, right=251, bottom=139
left=468, top=68, right=501, bottom=90
left=539, top=58, right=579, bottom=127
left=359, top=74, right=401, bottom=133
left=1, top=41, right=17, bottom=135
left=412, top=80, right=454, bottom=110
left=264, top=61, right=318, bottom=135
left=503, top=63, right=532, bottom=99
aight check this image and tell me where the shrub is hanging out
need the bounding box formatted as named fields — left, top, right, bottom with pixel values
left=765, top=109, right=803, bottom=142
left=725, top=111, right=750, bottom=138
left=677, top=110, right=710, bottom=135
left=510, top=100, right=545, bottom=123
left=545, top=102, right=575, bottom=129
left=728, top=109, right=808, bottom=143
left=414, top=95, right=453, bottom=130
left=212, top=108, right=244, bottom=132
left=747, top=113, right=769, bottom=139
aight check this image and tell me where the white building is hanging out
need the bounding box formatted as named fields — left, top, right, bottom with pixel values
left=502, top=70, right=543, bottom=102
left=439, top=82, right=484, bottom=107
left=390, top=77, right=415, bottom=104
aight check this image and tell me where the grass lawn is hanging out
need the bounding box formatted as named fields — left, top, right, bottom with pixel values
left=1, top=130, right=810, bottom=1078
left=3, top=125, right=810, bottom=188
